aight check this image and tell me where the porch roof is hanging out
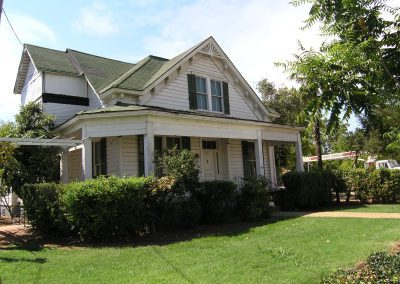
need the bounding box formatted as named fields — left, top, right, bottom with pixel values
left=56, top=102, right=304, bottom=131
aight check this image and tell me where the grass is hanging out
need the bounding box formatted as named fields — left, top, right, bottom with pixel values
left=325, top=204, right=400, bottom=213
left=1, top=217, right=400, bottom=283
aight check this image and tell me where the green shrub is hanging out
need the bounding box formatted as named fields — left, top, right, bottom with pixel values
left=163, top=198, right=202, bottom=229
left=277, top=170, right=336, bottom=210
left=192, top=180, right=237, bottom=224
left=321, top=251, right=400, bottom=283
left=20, top=183, right=70, bottom=236
left=346, top=169, right=400, bottom=203
left=237, top=176, right=272, bottom=221
left=157, top=148, right=200, bottom=193
left=63, top=176, right=152, bottom=240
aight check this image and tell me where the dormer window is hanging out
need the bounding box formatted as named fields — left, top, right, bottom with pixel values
left=187, top=74, right=230, bottom=114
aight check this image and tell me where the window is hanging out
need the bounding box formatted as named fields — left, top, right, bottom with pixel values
left=195, top=76, right=208, bottom=110
left=211, top=80, right=222, bottom=112
left=93, top=138, right=107, bottom=178
left=188, top=74, right=230, bottom=114
left=202, top=140, right=217, bottom=150
left=242, top=141, right=257, bottom=178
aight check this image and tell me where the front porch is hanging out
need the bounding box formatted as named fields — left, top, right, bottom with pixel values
left=58, top=110, right=304, bottom=184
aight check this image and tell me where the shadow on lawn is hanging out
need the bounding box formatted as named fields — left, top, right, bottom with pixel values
left=0, top=217, right=295, bottom=252
left=0, top=256, right=47, bottom=264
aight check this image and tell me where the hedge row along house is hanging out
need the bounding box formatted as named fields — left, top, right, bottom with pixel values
left=13, top=36, right=304, bottom=185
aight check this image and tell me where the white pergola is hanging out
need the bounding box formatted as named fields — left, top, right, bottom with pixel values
left=0, top=137, right=82, bottom=147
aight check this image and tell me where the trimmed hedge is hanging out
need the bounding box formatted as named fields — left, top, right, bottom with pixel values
left=20, top=183, right=70, bottom=236
left=275, top=170, right=340, bottom=210
left=20, top=176, right=273, bottom=239
left=237, top=176, right=272, bottom=220
left=63, top=176, right=152, bottom=240
left=346, top=169, right=400, bottom=203
left=192, top=180, right=237, bottom=224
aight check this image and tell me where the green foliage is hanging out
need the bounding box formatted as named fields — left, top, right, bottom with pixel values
left=157, top=147, right=200, bottom=193
left=346, top=169, right=400, bottom=203
left=322, top=251, right=400, bottom=284
left=19, top=183, right=70, bottom=236
left=238, top=176, right=272, bottom=220
left=63, top=176, right=152, bottom=240
left=192, top=180, right=237, bottom=224
left=277, top=171, right=338, bottom=210
left=282, top=0, right=400, bottom=136
left=1, top=102, right=61, bottom=196
left=162, top=198, right=202, bottom=229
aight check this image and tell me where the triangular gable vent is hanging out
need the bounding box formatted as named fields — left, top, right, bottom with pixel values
left=200, top=43, right=222, bottom=57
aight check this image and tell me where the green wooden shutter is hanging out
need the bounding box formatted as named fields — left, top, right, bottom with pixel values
left=100, top=138, right=107, bottom=176
left=181, top=136, right=191, bottom=150
left=138, top=135, right=144, bottom=176
left=187, top=74, right=197, bottom=110
left=223, top=81, right=230, bottom=115
left=242, top=141, right=249, bottom=177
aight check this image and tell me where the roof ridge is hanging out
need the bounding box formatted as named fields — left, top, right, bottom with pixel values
left=66, top=48, right=135, bottom=65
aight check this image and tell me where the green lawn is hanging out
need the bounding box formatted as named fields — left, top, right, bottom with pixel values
left=1, top=217, right=399, bottom=283
left=325, top=204, right=400, bottom=213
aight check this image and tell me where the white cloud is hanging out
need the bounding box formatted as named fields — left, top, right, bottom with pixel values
left=74, top=3, right=119, bottom=37
left=0, top=13, right=56, bottom=122
left=141, top=0, right=323, bottom=89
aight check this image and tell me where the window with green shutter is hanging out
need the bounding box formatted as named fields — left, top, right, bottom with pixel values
left=187, top=74, right=230, bottom=114
left=93, top=138, right=107, bottom=178
left=242, top=141, right=256, bottom=178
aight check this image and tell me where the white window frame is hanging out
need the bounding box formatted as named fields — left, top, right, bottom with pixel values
left=195, top=76, right=208, bottom=110
left=194, top=75, right=225, bottom=113
left=210, top=79, right=224, bottom=113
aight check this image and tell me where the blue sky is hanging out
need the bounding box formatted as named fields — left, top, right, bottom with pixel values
left=1, top=0, right=330, bottom=123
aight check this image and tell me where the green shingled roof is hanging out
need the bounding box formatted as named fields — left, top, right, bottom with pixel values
left=23, top=38, right=209, bottom=95
left=66, top=49, right=134, bottom=93
left=25, top=44, right=80, bottom=76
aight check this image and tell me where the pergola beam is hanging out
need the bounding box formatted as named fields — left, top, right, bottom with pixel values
left=0, top=137, right=82, bottom=147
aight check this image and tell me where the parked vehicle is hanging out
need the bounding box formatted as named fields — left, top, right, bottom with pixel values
left=375, top=160, right=400, bottom=170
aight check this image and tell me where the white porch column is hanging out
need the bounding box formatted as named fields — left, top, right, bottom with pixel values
left=295, top=133, right=304, bottom=172
left=255, top=130, right=264, bottom=176
left=61, top=150, right=69, bottom=184
left=144, top=122, right=154, bottom=176
left=82, top=138, right=92, bottom=180
left=269, top=145, right=277, bottom=185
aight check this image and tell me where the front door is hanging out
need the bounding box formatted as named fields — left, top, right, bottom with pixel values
left=202, top=150, right=216, bottom=180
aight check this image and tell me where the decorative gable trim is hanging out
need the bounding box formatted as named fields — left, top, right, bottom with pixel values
left=200, top=43, right=222, bottom=58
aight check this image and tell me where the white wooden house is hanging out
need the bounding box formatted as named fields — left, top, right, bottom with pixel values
left=14, top=37, right=304, bottom=184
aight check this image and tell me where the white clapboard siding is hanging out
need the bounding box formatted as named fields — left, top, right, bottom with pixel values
left=107, top=137, right=120, bottom=176
left=120, top=136, right=139, bottom=177
left=68, top=149, right=82, bottom=181
left=228, top=139, right=244, bottom=179
left=147, top=56, right=257, bottom=120
left=44, top=74, right=87, bottom=97
left=21, top=61, right=42, bottom=105
left=42, top=103, right=88, bottom=126
left=263, top=141, right=271, bottom=180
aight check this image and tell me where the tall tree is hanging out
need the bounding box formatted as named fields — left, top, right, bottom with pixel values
left=281, top=0, right=400, bottom=131
left=0, top=102, right=60, bottom=197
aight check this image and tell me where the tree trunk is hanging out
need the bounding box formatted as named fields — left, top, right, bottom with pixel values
left=314, top=118, right=323, bottom=170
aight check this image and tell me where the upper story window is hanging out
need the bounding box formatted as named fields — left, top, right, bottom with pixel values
left=187, top=74, right=230, bottom=115
left=195, top=76, right=208, bottom=110
left=210, top=80, right=222, bottom=112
